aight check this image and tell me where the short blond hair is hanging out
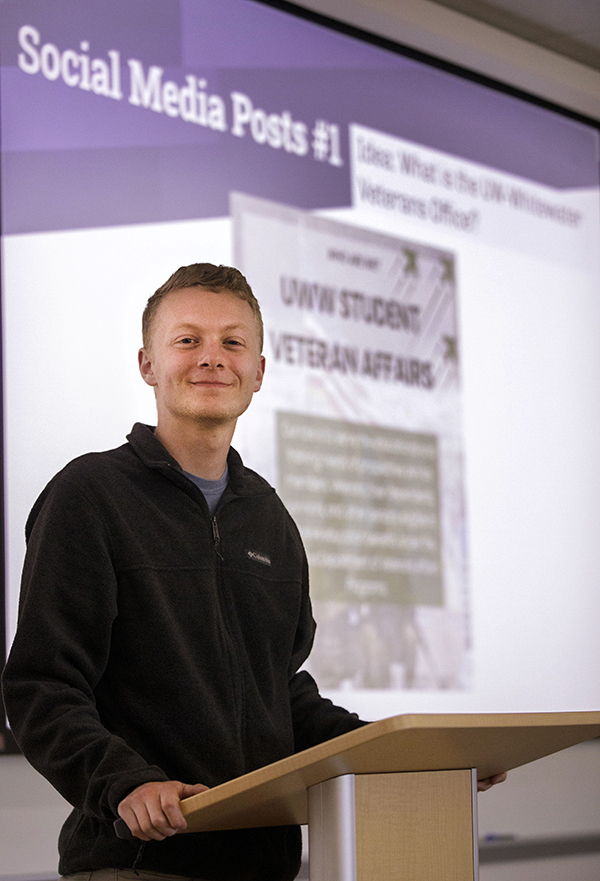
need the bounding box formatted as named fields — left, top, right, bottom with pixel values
left=142, top=264, right=263, bottom=350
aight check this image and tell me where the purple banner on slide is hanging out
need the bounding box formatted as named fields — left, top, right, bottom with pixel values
left=1, top=0, right=598, bottom=233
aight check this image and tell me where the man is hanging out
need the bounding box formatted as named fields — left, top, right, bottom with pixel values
left=2, top=264, right=503, bottom=881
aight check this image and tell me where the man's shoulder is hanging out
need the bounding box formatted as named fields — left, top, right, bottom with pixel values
left=227, top=450, right=294, bottom=515
left=26, top=433, right=149, bottom=529
left=28, top=446, right=121, bottom=512
left=227, top=448, right=272, bottom=495
left=54, top=441, right=136, bottom=486
left=49, top=424, right=161, bottom=487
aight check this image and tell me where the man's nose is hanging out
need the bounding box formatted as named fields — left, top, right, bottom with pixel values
left=197, top=340, right=223, bottom=367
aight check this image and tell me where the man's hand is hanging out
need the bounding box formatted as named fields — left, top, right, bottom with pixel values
left=117, top=780, right=209, bottom=841
left=477, top=772, right=508, bottom=792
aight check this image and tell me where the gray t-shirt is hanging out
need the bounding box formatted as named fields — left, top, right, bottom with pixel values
left=182, top=465, right=229, bottom=515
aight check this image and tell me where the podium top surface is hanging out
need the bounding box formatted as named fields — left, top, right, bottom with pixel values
left=181, top=710, right=600, bottom=832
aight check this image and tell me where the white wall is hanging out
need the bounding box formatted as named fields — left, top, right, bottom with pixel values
left=1, top=739, right=599, bottom=877
left=0, top=756, right=69, bottom=877
left=478, top=739, right=600, bottom=881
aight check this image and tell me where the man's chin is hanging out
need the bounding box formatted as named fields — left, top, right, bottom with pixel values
left=186, top=403, right=251, bottom=427
left=167, top=392, right=254, bottom=427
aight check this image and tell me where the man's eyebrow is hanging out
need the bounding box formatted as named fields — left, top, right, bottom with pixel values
left=171, top=322, right=249, bottom=334
left=221, top=323, right=249, bottom=334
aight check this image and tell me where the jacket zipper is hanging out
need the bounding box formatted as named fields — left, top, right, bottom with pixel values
left=158, top=459, right=254, bottom=767
left=212, top=516, right=223, bottom=559
left=211, top=511, right=248, bottom=764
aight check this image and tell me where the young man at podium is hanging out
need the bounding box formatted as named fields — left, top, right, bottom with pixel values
left=3, top=265, right=370, bottom=881
left=3, top=264, right=503, bottom=881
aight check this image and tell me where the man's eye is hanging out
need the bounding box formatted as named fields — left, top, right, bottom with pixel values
left=179, top=337, right=196, bottom=345
left=225, top=339, right=242, bottom=346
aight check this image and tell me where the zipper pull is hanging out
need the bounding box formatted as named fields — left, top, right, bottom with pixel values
left=212, top=517, right=223, bottom=559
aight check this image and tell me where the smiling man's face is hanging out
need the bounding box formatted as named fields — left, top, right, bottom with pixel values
left=138, top=286, right=265, bottom=429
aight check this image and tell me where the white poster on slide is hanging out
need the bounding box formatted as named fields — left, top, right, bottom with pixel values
left=232, top=193, right=468, bottom=690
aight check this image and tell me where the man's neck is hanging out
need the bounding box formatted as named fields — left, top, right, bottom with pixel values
left=154, top=416, right=235, bottom=480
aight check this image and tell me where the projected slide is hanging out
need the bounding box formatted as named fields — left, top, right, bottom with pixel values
left=233, top=194, right=466, bottom=689
left=2, top=0, right=599, bottom=716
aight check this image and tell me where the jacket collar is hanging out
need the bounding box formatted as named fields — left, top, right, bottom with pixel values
left=126, top=422, right=272, bottom=498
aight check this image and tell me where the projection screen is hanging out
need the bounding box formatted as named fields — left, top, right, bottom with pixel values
left=1, top=0, right=599, bottom=747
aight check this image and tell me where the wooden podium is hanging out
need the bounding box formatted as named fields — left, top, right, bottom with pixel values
left=180, top=712, right=600, bottom=880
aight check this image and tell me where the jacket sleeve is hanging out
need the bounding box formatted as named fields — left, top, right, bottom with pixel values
left=289, top=670, right=368, bottom=753
left=1, top=474, right=169, bottom=819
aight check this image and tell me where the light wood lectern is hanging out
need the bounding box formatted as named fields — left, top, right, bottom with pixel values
left=179, top=712, right=600, bottom=880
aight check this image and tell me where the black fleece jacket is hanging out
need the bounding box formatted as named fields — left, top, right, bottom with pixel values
left=2, top=423, right=365, bottom=881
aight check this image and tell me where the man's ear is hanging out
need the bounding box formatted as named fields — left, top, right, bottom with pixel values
left=254, top=355, right=266, bottom=393
left=138, top=348, right=158, bottom=387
